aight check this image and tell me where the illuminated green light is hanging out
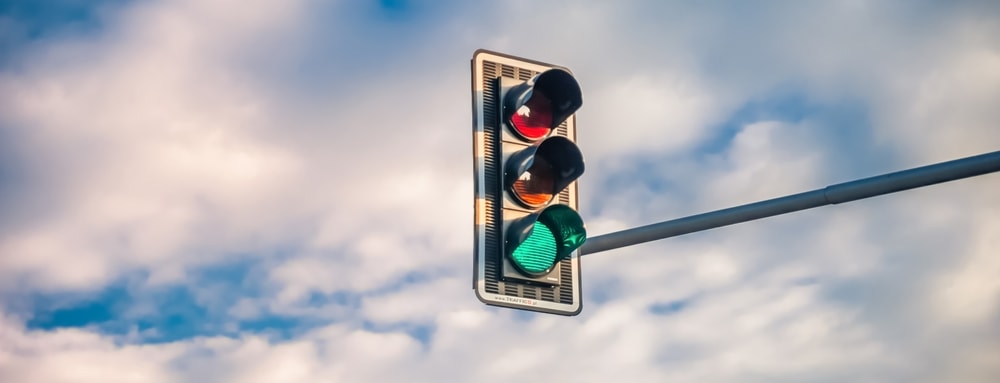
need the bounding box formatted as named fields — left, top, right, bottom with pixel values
left=506, top=205, right=586, bottom=277
left=510, top=221, right=559, bottom=275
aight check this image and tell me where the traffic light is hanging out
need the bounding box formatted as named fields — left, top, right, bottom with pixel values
left=472, top=50, right=586, bottom=316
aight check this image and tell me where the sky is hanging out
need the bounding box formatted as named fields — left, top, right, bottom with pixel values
left=1, top=0, right=999, bottom=381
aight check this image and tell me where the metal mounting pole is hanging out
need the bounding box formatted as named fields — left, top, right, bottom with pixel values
left=580, top=150, right=1000, bottom=256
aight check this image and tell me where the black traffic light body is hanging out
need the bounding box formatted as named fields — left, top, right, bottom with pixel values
left=471, top=50, right=586, bottom=316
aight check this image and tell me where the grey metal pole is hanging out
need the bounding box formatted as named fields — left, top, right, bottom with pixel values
left=580, top=150, right=1000, bottom=256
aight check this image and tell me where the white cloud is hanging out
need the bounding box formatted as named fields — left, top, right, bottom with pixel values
left=0, top=314, right=181, bottom=382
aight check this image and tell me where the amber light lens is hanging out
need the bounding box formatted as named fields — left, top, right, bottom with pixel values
left=511, top=156, right=556, bottom=206
left=508, top=90, right=553, bottom=140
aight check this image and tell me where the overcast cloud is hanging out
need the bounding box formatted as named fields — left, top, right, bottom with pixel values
left=1, top=0, right=999, bottom=382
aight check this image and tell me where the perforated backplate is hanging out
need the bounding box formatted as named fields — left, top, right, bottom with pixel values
left=472, top=49, right=582, bottom=316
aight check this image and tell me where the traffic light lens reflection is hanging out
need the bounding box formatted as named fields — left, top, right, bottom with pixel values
left=509, top=91, right=553, bottom=140
left=511, top=221, right=558, bottom=275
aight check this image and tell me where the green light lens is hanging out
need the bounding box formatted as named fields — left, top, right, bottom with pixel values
left=505, top=204, right=586, bottom=278
left=510, top=221, right=559, bottom=275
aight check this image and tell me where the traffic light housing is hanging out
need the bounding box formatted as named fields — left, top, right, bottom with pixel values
left=472, top=50, right=586, bottom=316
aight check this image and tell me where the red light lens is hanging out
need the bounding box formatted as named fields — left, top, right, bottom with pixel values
left=509, top=91, right=553, bottom=140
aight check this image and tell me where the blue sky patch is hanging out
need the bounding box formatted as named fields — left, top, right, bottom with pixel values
left=363, top=319, right=436, bottom=346
left=20, top=258, right=315, bottom=343
left=25, top=285, right=127, bottom=329
left=1, top=0, right=125, bottom=35
left=649, top=298, right=691, bottom=316
left=0, top=0, right=130, bottom=67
